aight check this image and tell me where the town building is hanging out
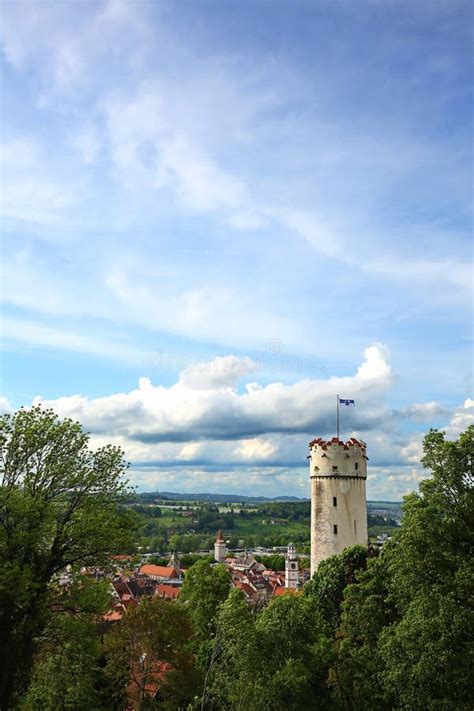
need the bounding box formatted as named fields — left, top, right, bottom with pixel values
left=309, top=436, right=368, bottom=575
left=284, top=543, right=299, bottom=589
left=214, top=529, right=227, bottom=562
left=138, top=563, right=181, bottom=583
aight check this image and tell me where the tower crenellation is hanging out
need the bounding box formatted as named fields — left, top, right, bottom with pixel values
left=309, top=437, right=368, bottom=576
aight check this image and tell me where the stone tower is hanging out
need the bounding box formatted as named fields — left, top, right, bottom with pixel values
left=309, top=437, right=368, bottom=576
left=285, top=542, right=299, bottom=589
left=214, top=530, right=226, bottom=563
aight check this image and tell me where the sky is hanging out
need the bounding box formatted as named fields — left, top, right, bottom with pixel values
left=0, top=0, right=472, bottom=500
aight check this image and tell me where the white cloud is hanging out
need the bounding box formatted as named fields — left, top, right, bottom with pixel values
left=29, top=344, right=393, bottom=447
left=0, top=139, right=78, bottom=225
left=0, top=397, right=13, bottom=414
left=1, top=315, right=145, bottom=365
left=356, top=343, right=392, bottom=381
left=234, top=438, right=278, bottom=461
left=399, top=401, right=448, bottom=420
left=5, top=343, right=471, bottom=498
left=446, top=398, right=474, bottom=436
left=180, top=355, right=257, bottom=390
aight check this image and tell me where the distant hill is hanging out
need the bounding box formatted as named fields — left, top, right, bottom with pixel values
left=133, top=490, right=401, bottom=509
left=137, top=491, right=306, bottom=504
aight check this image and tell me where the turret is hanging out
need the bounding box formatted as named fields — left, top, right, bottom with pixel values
left=309, top=437, right=368, bottom=576
left=214, top=530, right=226, bottom=563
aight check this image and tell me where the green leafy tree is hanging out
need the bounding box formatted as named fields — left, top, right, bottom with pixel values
left=336, top=556, right=397, bottom=710
left=304, top=545, right=370, bottom=632
left=252, top=594, right=334, bottom=710
left=254, top=554, right=285, bottom=571
left=180, top=560, right=231, bottom=642
left=379, top=426, right=474, bottom=710
left=20, top=577, right=112, bottom=710
left=204, top=588, right=257, bottom=710
left=0, top=406, right=134, bottom=707
left=337, top=426, right=474, bottom=710
left=103, top=597, right=199, bottom=710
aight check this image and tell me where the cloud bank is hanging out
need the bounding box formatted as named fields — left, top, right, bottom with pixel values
left=29, top=344, right=472, bottom=499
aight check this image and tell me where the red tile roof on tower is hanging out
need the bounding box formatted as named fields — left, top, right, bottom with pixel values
left=309, top=437, right=366, bottom=449
left=215, top=529, right=224, bottom=542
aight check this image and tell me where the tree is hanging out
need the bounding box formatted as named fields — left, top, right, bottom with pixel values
left=103, top=597, right=199, bottom=710
left=20, top=577, right=112, bottom=710
left=304, top=545, right=371, bottom=632
left=378, top=426, right=474, bottom=709
left=336, top=426, right=474, bottom=710
left=252, top=594, right=334, bottom=710
left=204, top=588, right=258, bottom=710
left=179, top=561, right=231, bottom=643
left=0, top=406, right=135, bottom=707
left=336, top=556, right=397, bottom=710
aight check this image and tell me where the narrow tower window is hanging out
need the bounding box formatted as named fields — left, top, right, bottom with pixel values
left=355, top=462, right=359, bottom=471
left=333, top=524, right=338, bottom=534
left=354, top=520, right=357, bottom=534
left=333, top=496, right=337, bottom=507
left=332, top=465, right=338, bottom=472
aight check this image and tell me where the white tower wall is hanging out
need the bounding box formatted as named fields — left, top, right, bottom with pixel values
left=310, top=437, right=368, bottom=576
left=214, top=531, right=226, bottom=563
left=285, top=543, right=299, bottom=589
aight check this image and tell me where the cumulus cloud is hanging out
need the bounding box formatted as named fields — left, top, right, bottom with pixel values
left=9, top=343, right=472, bottom=498
left=33, top=345, right=393, bottom=444
left=179, top=355, right=257, bottom=390
left=446, top=398, right=474, bottom=436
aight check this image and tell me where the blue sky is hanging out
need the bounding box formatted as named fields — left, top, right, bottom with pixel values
left=0, top=0, right=472, bottom=499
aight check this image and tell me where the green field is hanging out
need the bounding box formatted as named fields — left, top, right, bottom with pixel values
left=130, top=497, right=400, bottom=554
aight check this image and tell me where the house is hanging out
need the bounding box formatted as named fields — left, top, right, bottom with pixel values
left=154, top=584, right=181, bottom=600
left=139, top=564, right=180, bottom=582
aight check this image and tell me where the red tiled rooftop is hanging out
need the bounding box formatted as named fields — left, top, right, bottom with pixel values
left=139, top=564, right=178, bottom=578
left=309, top=436, right=366, bottom=449
left=155, top=584, right=181, bottom=600
left=273, top=586, right=299, bottom=596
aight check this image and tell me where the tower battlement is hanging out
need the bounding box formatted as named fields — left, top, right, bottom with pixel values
left=309, top=436, right=366, bottom=451
left=309, top=437, right=368, bottom=481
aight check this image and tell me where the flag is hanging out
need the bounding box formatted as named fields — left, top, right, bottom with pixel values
left=339, top=398, right=355, bottom=406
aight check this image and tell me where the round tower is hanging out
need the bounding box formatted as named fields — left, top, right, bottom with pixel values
left=285, top=542, right=299, bottom=589
left=309, top=437, right=368, bottom=576
left=214, top=530, right=226, bottom=563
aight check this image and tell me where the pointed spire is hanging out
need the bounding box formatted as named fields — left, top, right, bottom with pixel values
left=216, top=529, right=224, bottom=542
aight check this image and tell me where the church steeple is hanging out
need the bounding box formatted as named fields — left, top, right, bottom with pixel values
left=168, top=549, right=181, bottom=577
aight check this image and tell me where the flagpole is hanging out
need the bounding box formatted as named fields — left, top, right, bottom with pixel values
left=336, top=394, right=339, bottom=439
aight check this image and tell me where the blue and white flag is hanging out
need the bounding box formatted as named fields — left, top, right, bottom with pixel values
left=339, top=398, right=355, bottom=406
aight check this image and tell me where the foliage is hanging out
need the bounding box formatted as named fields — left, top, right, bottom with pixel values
left=20, top=578, right=111, bottom=710
left=0, top=406, right=135, bottom=707
left=180, top=560, right=231, bottom=643
left=254, top=554, right=285, bottom=571
left=304, top=545, right=371, bottom=631
left=103, top=596, right=199, bottom=710
left=336, top=426, right=474, bottom=710
left=8, top=416, right=472, bottom=711
left=206, top=590, right=335, bottom=711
